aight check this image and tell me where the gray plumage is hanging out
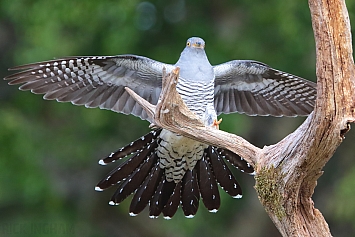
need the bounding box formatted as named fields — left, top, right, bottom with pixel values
left=5, top=39, right=316, bottom=119
left=5, top=36, right=317, bottom=218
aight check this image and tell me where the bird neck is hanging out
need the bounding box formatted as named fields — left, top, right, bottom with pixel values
left=176, top=48, right=210, bottom=65
left=175, top=49, right=213, bottom=82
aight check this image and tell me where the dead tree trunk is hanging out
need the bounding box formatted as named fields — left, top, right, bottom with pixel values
left=125, top=0, right=355, bottom=236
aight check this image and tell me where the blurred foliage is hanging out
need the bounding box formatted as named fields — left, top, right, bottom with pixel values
left=0, top=0, right=354, bottom=236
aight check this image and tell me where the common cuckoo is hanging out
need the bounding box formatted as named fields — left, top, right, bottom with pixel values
left=5, top=37, right=317, bottom=219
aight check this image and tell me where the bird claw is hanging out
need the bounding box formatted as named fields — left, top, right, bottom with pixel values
left=212, top=118, right=222, bottom=129
left=149, top=123, right=158, bottom=129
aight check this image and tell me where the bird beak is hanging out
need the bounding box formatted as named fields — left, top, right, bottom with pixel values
left=192, top=42, right=205, bottom=49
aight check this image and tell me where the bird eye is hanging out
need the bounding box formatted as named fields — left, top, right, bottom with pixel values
left=187, top=42, right=191, bottom=47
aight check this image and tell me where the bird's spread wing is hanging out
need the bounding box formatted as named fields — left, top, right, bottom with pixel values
left=5, top=55, right=175, bottom=120
left=213, top=60, right=317, bottom=117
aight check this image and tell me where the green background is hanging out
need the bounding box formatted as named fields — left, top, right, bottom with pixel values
left=0, top=0, right=354, bottom=236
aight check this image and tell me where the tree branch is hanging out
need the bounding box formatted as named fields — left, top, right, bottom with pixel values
left=125, top=68, right=260, bottom=167
left=125, top=0, right=355, bottom=235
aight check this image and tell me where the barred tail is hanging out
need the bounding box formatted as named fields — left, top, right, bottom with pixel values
left=95, top=129, right=162, bottom=191
left=95, top=130, right=254, bottom=219
left=216, top=148, right=255, bottom=174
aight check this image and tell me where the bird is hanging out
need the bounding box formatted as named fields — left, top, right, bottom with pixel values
left=4, top=37, right=317, bottom=219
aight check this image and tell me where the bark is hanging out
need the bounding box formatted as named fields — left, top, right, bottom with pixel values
left=125, top=0, right=355, bottom=236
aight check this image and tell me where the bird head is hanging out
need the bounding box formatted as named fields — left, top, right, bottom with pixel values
left=186, top=37, right=205, bottom=50
left=175, top=36, right=211, bottom=75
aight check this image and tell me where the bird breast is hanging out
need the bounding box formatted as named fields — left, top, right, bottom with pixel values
left=176, top=76, right=215, bottom=121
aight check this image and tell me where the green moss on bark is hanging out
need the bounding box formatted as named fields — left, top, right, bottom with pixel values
left=255, top=166, right=286, bottom=220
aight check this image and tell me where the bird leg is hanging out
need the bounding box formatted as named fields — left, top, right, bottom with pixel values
left=212, top=118, right=223, bottom=129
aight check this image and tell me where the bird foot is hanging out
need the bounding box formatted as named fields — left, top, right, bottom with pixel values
left=212, top=118, right=222, bottom=129
left=149, top=123, right=158, bottom=129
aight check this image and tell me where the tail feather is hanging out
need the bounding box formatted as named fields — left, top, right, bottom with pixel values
left=99, top=129, right=161, bottom=164
left=162, top=182, right=182, bottom=219
left=207, top=146, right=243, bottom=198
left=197, top=154, right=220, bottom=212
left=109, top=151, right=158, bottom=205
left=148, top=174, right=165, bottom=218
left=217, top=148, right=254, bottom=174
left=181, top=169, right=200, bottom=218
left=149, top=177, right=176, bottom=218
left=96, top=141, right=158, bottom=190
left=129, top=161, right=163, bottom=216
left=97, top=133, right=253, bottom=218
